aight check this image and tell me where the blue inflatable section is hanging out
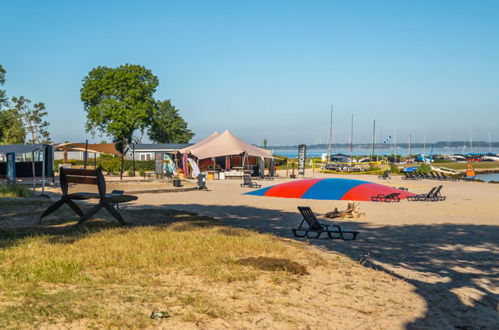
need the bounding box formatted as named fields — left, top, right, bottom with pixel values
left=245, top=186, right=272, bottom=196
left=301, top=178, right=369, bottom=200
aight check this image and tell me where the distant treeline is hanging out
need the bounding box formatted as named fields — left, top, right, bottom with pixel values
left=266, top=141, right=499, bottom=149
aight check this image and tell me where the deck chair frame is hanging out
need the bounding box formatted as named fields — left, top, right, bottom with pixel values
left=292, top=207, right=359, bottom=240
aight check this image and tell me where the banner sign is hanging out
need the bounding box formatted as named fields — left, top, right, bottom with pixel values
left=298, top=144, right=307, bottom=176
left=155, top=152, right=163, bottom=174
left=6, top=152, right=16, bottom=184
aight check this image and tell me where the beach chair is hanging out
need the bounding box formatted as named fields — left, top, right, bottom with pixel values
left=429, top=172, right=438, bottom=180
left=371, top=192, right=400, bottom=202
left=402, top=172, right=409, bottom=180
left=429, top=185, right=446, bottom=201
left=378, top=170, right=391, bottom=180
left=40, top=167, right=137, bottom=225
left=407, top=186, right=436, bottom=201
left=240, top=175, right=261, bottom=188
left=292, top=207, right=359, bottom=240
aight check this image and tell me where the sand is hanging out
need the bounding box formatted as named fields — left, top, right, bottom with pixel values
left=122, top=170, right=498, bottom=329
left=42, top=171, right=499, bottom=328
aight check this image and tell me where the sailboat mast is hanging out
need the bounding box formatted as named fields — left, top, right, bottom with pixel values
left=328, top=105, right=333, bottom=159
left=409, top=134, right=412, bottom=156
left=371, top=120, right=376, bottom=160
left=350, top=114, right=354, bottom=159
left=469, top=128, right=473, bottom=154
left=489, top=130, right=492, bottom=153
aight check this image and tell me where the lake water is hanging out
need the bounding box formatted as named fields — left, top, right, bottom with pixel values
left=475, top=173, right=499, bottom=182
left=272, top=147, right=499, bottom=159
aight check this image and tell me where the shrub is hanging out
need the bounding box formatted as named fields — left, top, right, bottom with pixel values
left=139, top=169, right=146, bottom=177
left=0, top=184, right=34, bottom=197
left=127, top=169, right=135, bottom=177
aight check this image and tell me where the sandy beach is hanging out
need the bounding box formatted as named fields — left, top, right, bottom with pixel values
left=109, top=170, right=499, bottom=329
left=35, top=170, right=499, bottom=328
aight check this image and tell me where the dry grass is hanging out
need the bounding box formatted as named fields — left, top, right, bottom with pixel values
left=0, top=199, right=422, bottom=329
left=0, top=199, right=323, bottom=328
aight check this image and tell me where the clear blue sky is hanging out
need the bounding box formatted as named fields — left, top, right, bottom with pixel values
left=1, top=0, right=498, bottom=145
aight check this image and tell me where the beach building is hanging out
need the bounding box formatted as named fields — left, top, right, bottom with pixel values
left=54, top=143, right=121, bottom=161
left=124, top=144, right=191, bottom=161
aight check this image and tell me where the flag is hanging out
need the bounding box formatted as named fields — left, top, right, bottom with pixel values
left=383, top=136, right=392, bottom=144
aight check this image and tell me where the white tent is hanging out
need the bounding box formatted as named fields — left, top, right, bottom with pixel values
left=179, top=130, right=272, bottom=160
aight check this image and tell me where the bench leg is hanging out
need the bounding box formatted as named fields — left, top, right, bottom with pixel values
left=78, top=204, right=103, bottom=225
left=39, top=199, right=66, bottom=224
left=104, top=204, right=127, bottom=225
left=66, top=199, right=84, bottom=217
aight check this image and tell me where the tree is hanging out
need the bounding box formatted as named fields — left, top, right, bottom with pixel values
left=263, top=138, right=268, bottom=149
left=0, top=65, right=7, bottom=110
left=81, top=64, right=159, bottom=178
left=0, top=109, right=25, bottom=144
left=11, top=96, right=51, bottom=144
left=148, top=100, right=194, bottom=144
left=81, top=64, right=159, bottom=144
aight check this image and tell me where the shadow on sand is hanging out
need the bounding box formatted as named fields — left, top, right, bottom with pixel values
left=132, top=202, right=498, bottom=329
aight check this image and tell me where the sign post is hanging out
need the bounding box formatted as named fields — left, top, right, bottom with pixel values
left=298, top=144, right=307, bottom=176
left=6, top=152, right=16, bottom=185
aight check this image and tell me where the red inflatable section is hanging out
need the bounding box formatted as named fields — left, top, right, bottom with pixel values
left=264, top=179, right=322, bottom=198
left=341, top=183, right=416, bottom=201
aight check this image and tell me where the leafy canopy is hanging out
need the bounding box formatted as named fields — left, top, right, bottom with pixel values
left=148, top=100, right=194, bottom=144
left=80, top=64, right=159, bottom=143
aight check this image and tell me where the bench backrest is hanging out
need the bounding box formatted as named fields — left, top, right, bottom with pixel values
left=60, top=167, right=106, bottom=197
left=298, top=206, right=323, bottom=230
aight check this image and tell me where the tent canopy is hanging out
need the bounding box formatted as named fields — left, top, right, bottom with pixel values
left=179, top=130, right=272, bottom=159
left=55, top=143, right=121, bottom=156
left=0, top=144, right=45, bottom=156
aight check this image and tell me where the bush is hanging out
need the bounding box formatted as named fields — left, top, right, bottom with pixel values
left=127, top=169, right=135, bottom=177
left=54, top=156, right=155, bottom=174
left=0, top=184, right=34, bottom=198
left=139, top=169, right=146, bottom=177
left=416, top=163, right=431, bottom=174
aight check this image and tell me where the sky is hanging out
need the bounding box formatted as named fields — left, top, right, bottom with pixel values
left=1, top=0, right=498, bottom=146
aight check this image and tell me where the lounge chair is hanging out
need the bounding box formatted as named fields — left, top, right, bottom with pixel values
left=292, top=206, right=359, bottom=240
left=407, top=186, right=436, bottom=201
left=371, top=192, right=401, bottom=202
left=240, top=175, right=261, bottom=188
left=378, top=170, right=391, bottom=180
left=429, top=185, right=446, bottom=201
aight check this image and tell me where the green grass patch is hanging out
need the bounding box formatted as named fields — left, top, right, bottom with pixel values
left=0, top=185, right=34, bottom=198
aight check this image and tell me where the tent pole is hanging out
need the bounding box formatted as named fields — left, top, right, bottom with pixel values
left=32, top=151, right=36, bottom=193
left=41, top=146, right=46, bottom=195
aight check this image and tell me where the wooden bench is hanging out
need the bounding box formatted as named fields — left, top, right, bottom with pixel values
left=40, top=168, right=137, bottom=225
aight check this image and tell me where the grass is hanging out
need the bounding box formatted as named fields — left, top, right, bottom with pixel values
left=0, top=199, right=329, bottom=328
left=0, top=184, right=34, bottom=198
left=432, top=162, right=499, bottom=171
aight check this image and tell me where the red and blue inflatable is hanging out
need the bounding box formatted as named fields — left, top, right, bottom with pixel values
left=245, top=178, right=415, bottom=201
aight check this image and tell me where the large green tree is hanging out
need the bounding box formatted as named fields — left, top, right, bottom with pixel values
left=148, top=100, right=194, bottom=143
left=0, top=109, right=25, bottom=144
left=80, top=64, right=159, bottom=145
